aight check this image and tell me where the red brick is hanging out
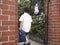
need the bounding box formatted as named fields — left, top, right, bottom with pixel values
left=2, top=31, right=16, bottom=37
left=0, top=10, right=1, bottom=14
left=9, top=35, right=16, bottom=40
left=2, top=10, right=16, bottom=15
left=52, top=11, right=60, bottom=15
left=3, top=0, right=16, bottom=5
left=9, top=0, right=16, bottom=2
left=2, top=41, right=17, bottom=45
left=0, top=0, right=1, bottom=3
left=0, top=0, right=18, bottom=45
left=52, top=24, right=60, bottom=28
left=44, top=0, right=60, bottom=45
left=52, top=0, right=59, bottom=4
left=52, top=4, right=59, bottom=8
left=0, top=15, right=8, bottom=20
left=0, top=26, right=8, bottom=31
left=2, top=21, right=17, bottom=25
left=0, top=36, right=8, bottom=42
left=0, top=4, right=8, bottom=9
left=0, top=32, right=2, bottom=37
left=9, top=25, right=17, bottom=30
left=0, top=20, right=1, bottom=26
left=10, top=15, right=18, bottom=21
left=0, top=43, right=2, bottom=45
left=9, top=5, right=16, bottom=11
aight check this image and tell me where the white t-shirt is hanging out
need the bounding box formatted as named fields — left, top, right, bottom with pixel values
left=19, top=12, right=32, bottom=32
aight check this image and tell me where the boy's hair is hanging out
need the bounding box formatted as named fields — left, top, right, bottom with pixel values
left=24, top=7, right=29, bottom=13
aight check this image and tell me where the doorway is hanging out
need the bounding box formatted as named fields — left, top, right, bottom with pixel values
left=18, top=0, right=48, bottom=45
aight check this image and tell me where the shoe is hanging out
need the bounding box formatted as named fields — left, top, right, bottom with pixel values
left=23, top=43, right=27, bottom=45
left=23, top=42, right=30, bottom=45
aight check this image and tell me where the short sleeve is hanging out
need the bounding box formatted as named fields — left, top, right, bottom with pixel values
left=30, top=16, right=32, bottom=22
left=19, top=15, right=24, bottom=21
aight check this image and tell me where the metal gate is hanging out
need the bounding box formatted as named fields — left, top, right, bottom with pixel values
left=29, top=0, right=48, bottom=45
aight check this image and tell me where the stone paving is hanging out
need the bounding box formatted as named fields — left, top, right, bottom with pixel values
left=18, top=39, right=43, bottom=45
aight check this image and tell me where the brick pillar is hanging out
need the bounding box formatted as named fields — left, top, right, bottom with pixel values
left=0, top=0, right=18, bottom=45
left=44, top=0, right=60, bottom=45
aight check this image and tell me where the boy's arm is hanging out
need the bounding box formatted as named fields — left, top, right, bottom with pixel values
left=30, top=23, right=32, bottom=31
left=20, top=21, right=23, bottom=30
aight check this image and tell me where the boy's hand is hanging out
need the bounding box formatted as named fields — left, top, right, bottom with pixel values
left=19, top=28, right=21, bottom=30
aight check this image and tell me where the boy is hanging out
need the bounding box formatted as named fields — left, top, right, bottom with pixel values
left=19, top=7, right=32, bottom=45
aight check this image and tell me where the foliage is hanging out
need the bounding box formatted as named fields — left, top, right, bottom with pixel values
left=18, top=0, right=30, bottom=17
left=31, top=13, right=45, bottom=36
left=18, top=0, right=45, bottom=37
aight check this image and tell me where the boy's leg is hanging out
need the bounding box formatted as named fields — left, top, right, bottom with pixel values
left=23, top=33, right=30, bottom=45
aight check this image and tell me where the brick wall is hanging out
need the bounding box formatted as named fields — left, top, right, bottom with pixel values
left=0, top=0, right=18, bottom=45
left=44, top=0, right=60, bottom=45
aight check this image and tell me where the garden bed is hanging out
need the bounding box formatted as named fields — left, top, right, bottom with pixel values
left=29, top=34, right=44, bottom=44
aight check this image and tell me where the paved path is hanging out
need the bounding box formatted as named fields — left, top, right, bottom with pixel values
left=18, top=39, right=43, bottom=45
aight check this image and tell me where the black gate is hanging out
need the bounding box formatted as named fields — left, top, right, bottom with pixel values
left=29, top=0, right=48, bottom=45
